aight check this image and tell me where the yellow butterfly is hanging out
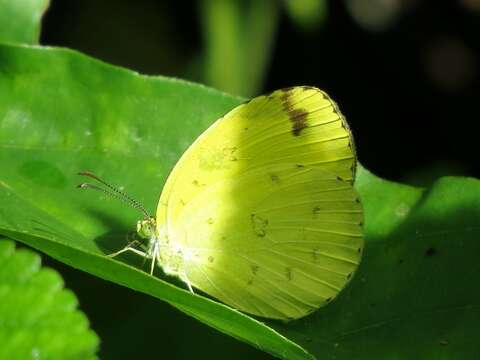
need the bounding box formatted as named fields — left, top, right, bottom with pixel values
left=79, top=86, right=363, bottom=320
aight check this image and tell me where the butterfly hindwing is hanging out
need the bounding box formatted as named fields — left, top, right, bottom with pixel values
left=176, top=164, right=362, bottom=319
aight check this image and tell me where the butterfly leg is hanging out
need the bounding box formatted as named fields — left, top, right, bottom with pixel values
left=181, top=272, right=194, bottom=294
left=107, top=246, right=148, bottom=259
left=149, top=240, right=159, bottom=275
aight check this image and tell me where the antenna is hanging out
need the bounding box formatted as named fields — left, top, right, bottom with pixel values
left=77, top=171, right=151, bottom=219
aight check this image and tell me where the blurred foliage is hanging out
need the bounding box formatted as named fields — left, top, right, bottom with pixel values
left=0, top=0, right=49, bottom=44
left=201, top=0, right=326, bottom=96
left=284, top=0, right=327, bottom=31
left=201, top=0, right=279, bottom=97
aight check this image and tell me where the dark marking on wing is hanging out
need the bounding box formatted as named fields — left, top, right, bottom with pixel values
left=289, top=108, right=309, bottom=136
left=347, top=272, right=352, bottom=279
left=251, top=264, right=259, bottom=275
left=251, top=213, right=268, bottom=237
left=277, top=88, right=310, bottom=136
left=223, top=146, right=238, bottom=161
left=270, top=173, right=280, bottom=184
left=285, top=267, right=293, bottom=280
left=279, top=86, right=318, bottom=95
left=208, top=256, right=214, bottom=263
left=207, top=218, right=214, bottom=225
left=280, top=90, right=294, bottom=109
left=192, top=180, right=206, bottom=187
left=325, top=297, right=332, bottom=302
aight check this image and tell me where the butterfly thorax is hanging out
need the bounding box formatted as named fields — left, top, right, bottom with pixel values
left=137, top=218, right=186, bottom=278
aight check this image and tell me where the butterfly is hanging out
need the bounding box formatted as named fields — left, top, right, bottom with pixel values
left=79, top=86, right=363, bottom=320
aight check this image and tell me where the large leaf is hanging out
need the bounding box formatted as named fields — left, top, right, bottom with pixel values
left=0, top=239, right=98, bottom=359
left=0, top=0, right=50, bottom=45
left=0, top=43, right=479, bottom=359
left=0, top=43, right=311, bottom=360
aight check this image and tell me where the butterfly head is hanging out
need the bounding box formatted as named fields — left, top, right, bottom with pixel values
left=137, top=217, right=157, bottom=240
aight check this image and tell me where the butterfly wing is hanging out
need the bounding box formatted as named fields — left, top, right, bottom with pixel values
left=157, top=87, right=363, bottom=319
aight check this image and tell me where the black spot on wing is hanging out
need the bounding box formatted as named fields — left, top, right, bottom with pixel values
left=289, top=108, right=309, bottom=136
left=285, top=267, right=293, bottom=280
left=270, top=173, right=280, bottom=184
left=278, top=88, right=310, bottom=136
left=278, top=86, right=321, bottom=94
left=279, top=89, right=294, bottom=108
left=251, top=213, right=268, bottom=237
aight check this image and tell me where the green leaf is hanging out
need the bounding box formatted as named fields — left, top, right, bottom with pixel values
left=0, top=0, right=50, bottom=45
left=0, top=239, right=99, bottom=359
left=0, top=43, right=312, bottom=360
left=0, top=43, right=479, bottom=359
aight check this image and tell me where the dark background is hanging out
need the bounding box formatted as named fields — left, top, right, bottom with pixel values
left=38, top=1, right=479, bottom=358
